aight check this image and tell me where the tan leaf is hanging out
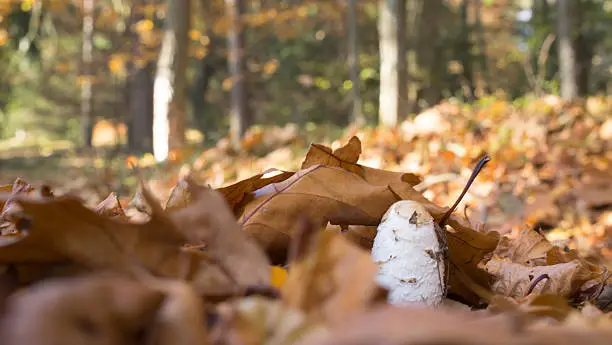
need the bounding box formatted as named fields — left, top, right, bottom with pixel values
left=488, top=294, right=574, bottom=321
left=211, top=297, right=328, bottom=345
left=293, top=304, right=612, bottom=345
left=301, top=136, right=421, bottom=187
left=94, top=192, right=127, bottom=220
left=282, top=229, right=384, bottom=325
left=493, top=228, right=553, bottom=266
left=447, top=228, right=499, bottom=304
left=216, top=168, right=294, bottom=211
left=165, top=177, right=192, bottom=211
left=1, top=274, right=209, bottom=345
left=0, top=183, right=270, bottom=296
left=167, top=181, right=271, bottom=294
left=238, top=165, right=401, bottom=263
left=1, top=178, right=53, bottom=236
left=484, top=256, right=601, bottom=298
left=1, top=274, right=166, bottom=345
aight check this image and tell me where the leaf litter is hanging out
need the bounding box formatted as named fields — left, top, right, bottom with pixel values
left=1, top=109, right=612, bottom=344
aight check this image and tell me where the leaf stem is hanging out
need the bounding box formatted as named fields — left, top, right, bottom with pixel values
left=438, top=154, right=491, bottom=228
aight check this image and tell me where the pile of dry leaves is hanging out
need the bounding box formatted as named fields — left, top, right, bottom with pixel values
left=1, top=135, right=611, bottom=345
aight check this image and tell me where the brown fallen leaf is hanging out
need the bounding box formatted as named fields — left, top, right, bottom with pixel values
left=0, top=182, right=270, bottom=296
left=488, top=294, right=574, bottom=321
left=484, top=256, right=601, bottom=298
left=0, top=274, right=165, bottom=345
left=493, top=228, right=554, bottom=266
left=211, top=296, right=328, bottom=345
left=167, top=180, right=271, bottom=295
left=292, top=304, right=612, bottom=345
left=238, top=164, right=402, bottom=263
left=0, top=178, right=53, bottom=236
left=94, top=192, right=127, bottom=220
left=447, top=227, right=500, bottom=304
left=301, top=136, right=421, bottom=187
left=217, top=168, right=294, bottom=211
left=282, top=222, right=385, bottom=325
left=0, top=194, right=194, bottom=274
left=144, top=277, right=210, bottom=345
left=0, top=273, right=209, bottom=345
left=165, top=177, right=192, bottom=212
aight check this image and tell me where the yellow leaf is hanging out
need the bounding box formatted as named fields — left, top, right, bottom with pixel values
left=263, top=59, right=279, bottom=76
left=189, top=30, right=201, bottom=40
left=134, top=19, right=154, bottom=34
left=0, top=29, right=8, bottom=47
left=270, top=265, right=288, bottom=288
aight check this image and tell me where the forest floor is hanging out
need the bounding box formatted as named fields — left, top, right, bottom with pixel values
left=1, top=96, right=612, bottom=344
left=1, top=96, right=611, bottom=264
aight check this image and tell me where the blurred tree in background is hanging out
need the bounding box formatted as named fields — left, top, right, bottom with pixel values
left=0, top=0, right=611, bottom=159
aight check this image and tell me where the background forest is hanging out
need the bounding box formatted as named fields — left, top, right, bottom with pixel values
left=0, top=0, right=610, bottom=156
left=1, top=1, right=612, bottom=341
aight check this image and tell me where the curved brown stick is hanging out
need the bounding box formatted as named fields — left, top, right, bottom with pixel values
left=438, top=154, right=491, bottom=228
left=526, top=274, right=550, bottom=295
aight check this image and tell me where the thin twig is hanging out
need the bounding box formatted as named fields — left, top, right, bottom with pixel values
left=463, top=204, right=472, bottom=227
left=526, top=274, right=550, bottom=296
left=439, top=155, right=491, bottom=227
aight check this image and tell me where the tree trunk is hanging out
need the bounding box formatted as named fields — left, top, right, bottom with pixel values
left=458, top=0, right=475, bottom=101
left=190, top=31, right=222, bottom=139
left=418, top=0, right=444, bottom=106
left=474, top=0, right=490, bottom=95
left=226, top=0, right=250, bottom=150
left=128, top=0, right=153, bottom=153
left=348, top=0, right=363, bottom=126
left=80, top=0, right=94, bottom=148
left=573, top=1, right=593, bottom=96
left=153, top=0, right=191, bottom=161
left=378, top=0, right=407, bottom=127
left=557, top=0, right=577, bottom=100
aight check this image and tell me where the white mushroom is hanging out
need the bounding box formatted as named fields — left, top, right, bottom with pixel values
left=371, top=200, right=446, bottom=307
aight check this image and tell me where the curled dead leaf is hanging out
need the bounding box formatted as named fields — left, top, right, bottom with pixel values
left=211, top=296, right=328, bottom=345
left=239, top=164, right=402, bottom=263
left=282, top=227, right=385, bottom=325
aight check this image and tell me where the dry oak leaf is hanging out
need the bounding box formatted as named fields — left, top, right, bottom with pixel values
left=211, top=296, right=328, bottom=345
left=282, top=230, right=384, bottom=326
left=238, top=164, right=402, bottom=264
left=0, top=274, right=209, bottom=345
left=217, top=168, right=294, bottom=212
left=1, top=178, right=53, bottom=236
left=94, top=192, right=128, bottom=220
left=167, top=181, right=271, bottom=295
left=446, top=227, right=499, bottom=305
left=484, top=256, right=601, bottom=298
left=488, top=294, right=574, bottom=322
left=0, top=194, right=196, bottom=275
left=165, top=177, right=192, bottom=212
left=166, top=170, right=294, bottom=214
left=493, top=228, right=554, bottom=266
left=0, top=184, right=270, bottom=296
left=292, top=304, right=612, bottom=345
left=300, top=136, right=422, bottom=187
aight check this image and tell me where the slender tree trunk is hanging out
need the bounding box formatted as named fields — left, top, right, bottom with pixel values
left=557, top=0, right=577, bottom=100
left=348, top=0, right=363, bottom=125
left=474, top=0, right=490, bottom=95
left=418, top=0, right=444, bottom=106
left=226, top=0, right=250, bottom=150
left=378, top=0, right=407, bottom=127
left=458, top=0, right=475, bottom=100
left=81, top=0, right=95, bottom=148
left=153, top=0, right=191, bottom=161
left=190, top=30, right=221, bottom=138
left=573, top=1, right=592, bottom=96
left=128, top=0, right=153, bottom=153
